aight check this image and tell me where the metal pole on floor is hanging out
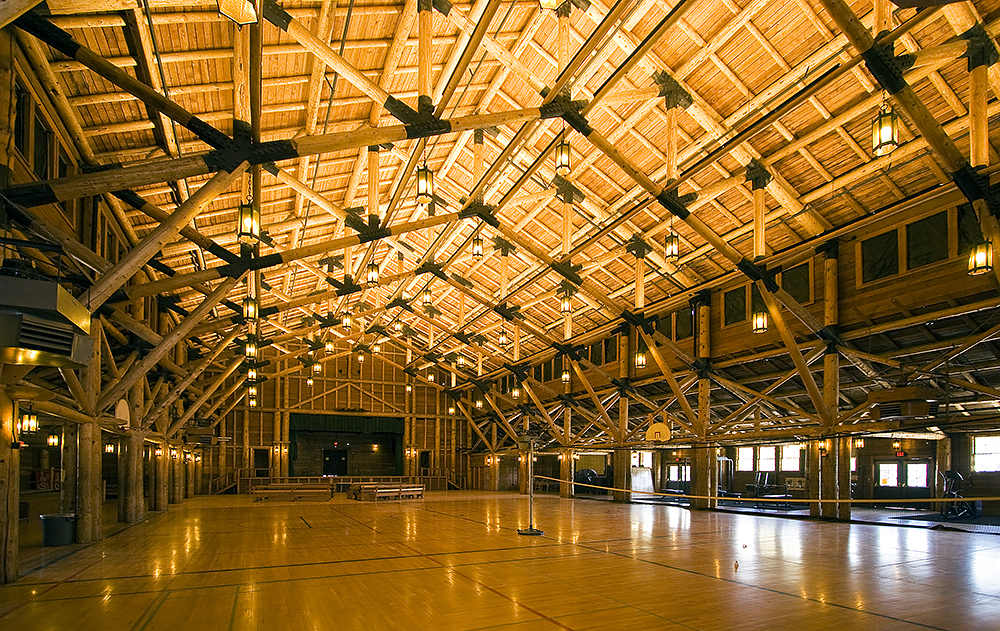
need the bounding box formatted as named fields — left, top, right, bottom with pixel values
left=518, top=438, right=543, bottom=536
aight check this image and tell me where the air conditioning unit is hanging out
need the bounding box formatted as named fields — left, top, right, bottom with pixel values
left=868, top=386, right=939, bottom=423
left=0, top=274, right=92, bottom=368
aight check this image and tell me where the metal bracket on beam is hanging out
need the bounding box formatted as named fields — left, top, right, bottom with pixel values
left=745, top=159, right=772, bottom=190
left=625, top=234, right=652, bottom=259
left=553, top=175, right=584, bottom=204
left=652, top=70, right=693, bottom=110
left=962, top=23, right=1000, bottom=70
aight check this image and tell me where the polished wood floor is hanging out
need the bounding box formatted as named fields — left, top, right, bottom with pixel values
left=2, top=491, right=998, bottom=630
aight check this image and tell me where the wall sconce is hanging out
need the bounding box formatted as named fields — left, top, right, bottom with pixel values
left=195, top=454, right=202, bottom=462
left=20, top=405, right=38, bottom=435
left=969, top=240, right=993, bottom=276
left=373, top=444, right=379, bottom=452
left=237, top=198, right=260, bottom=243
left=154, top=446, right=163, bottom=458
left=853, top=438, right=865, bottom=450
left=892, top=440, right=901, bottom=451
left=818, top=439, right=830, bottom=455
left=104, top=442, right=116, bottom=454
left=170, top=447, right=178, bottom=459
left=752, top=308, right=769, bottom=334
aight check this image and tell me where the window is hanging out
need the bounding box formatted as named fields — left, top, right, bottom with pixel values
left=736, top=447, right=754, bottom=472
left=780, top=444, right=802, bottom=471
left=906, top=462, right=928, bottom=487
left=851, top=457, right=857, bottom=472
left=758, top=446, right=776, bottom=472
left=861, top=231, right=898, bottom=283
left=13, top=81, right=29, bottom=158
left=723, top=287, right=746, bottom=326
left=533, top=365, right=543, bottom=381
left=906, top=212, right=948, bottom=270
left=33, top=107, right=51, bottom=181
left=668, top=464, right=690, bottom=482
left=878, top=463, right=899, bottom=487
left=542, top=359, right=552, bottom=382
left=604, top=335, right=617, bottom=362
left=973, top=436, right=1000, bottom=472
left=781, top=263, right=810, bottom=303
left=676, top=307, right=693, bottom=340
left=590, top=341, right=603, bottom=365
left=656, top=314, right=671, bottom=338
left=958, top=204, right=985, bottom=256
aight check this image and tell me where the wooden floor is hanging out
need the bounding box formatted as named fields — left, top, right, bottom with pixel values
left=2, top=492, right=998, bottom=631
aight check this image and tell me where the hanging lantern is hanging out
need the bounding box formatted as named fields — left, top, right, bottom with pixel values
left=457, top=354, right=466, bottom=368
left=306, top=376, right=314, bottom=387
left=357, top=352, right=365, bottom=364
left=20, top=407, right=38, bottom=434
left=416, top=164, right=434, bottom=205
left=249, top=396, right=258, bottom=407
left=325, top=339, right=335, bottom=353
left=393, top=321, right=403, bottom=334
left=560, top=293, right=572, bottom=314
left=406, top=384, right=412, bottom=393
left=555, top=138, right=571, bottom=176
left=664, top=231, right=679, bottom=262
left=342, top=313, right=352, bottom=331
left=448, top=406, right=456, bottom=415
left=539, top=0, right=562, bottom=9
left=498, top=329, right=509, bottom=347
left=247, top=384, right=257, bottom=398
left=475, top=398, right=483, bottom=409
left=428, top=372, right=435, bottom=382
left=511, top=386, right=520, bottom=399
left=561, top=369, right=570, bottom=383
left=313, top=362, right=322, bottom=373
left=373, top=343, right=381, bottom=354
left=247, top=367, right=257, bottom=381
left=242, top=296, right=259, bottom=321
left=244, top=338, right=257, bottom=359
left=635, top=349, right=646, bottom=369
left=969, top=240, right=993, bottom=276
left=105, top=442, right=115, bottom=454
left=237, top=198, right=260, bottom=243
left=472, top=236, right=484, bottom=258
left=421, top=287, right=432, bottom=306
left=47, top=432, right=59, bottom=447
left=752, top=308, right=769, bottom=334
left=872, top=103, right=898, bottom=157
left=366, top=262, right=380, bottom=286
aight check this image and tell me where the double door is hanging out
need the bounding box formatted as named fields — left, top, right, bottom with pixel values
left=873, top=459, right=933, bottom=508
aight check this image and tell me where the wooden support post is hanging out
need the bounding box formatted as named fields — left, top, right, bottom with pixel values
left=418, top=0, right=433, bottom=114
left=613, top=447, right=631, bottom=503
left=0, top=389, right=17, bottom=583
left=60, top=423, right=78, bottom=515
left=154, top=437, right=168, bottom=511
left=665, top=107, right=678, bottom=180
left=559, top=448, right=573, bottom=498
left=753, top=187, right=765, bottom=260
left=77, top=321, right=102, bottom=544
left=692, top=297, right=715, bottom=509
left=821, top=245, right=845, bottom=518
left=120, top=382, right=145, bottom=523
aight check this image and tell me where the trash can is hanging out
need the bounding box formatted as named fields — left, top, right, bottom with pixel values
left=39, top=514, right=75, bottom=546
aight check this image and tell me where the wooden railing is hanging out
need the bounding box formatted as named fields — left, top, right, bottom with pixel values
left=209, top=468, right=243, bottom=494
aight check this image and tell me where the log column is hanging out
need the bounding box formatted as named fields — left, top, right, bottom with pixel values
left=691, top=293, right=716, bottom=509
left=120, top=383, right=145, bottom=523
left=612, top=447, right=632, bottom=502
left=169, top=444, right=182, bottom=504
left=77, top=321, right=102, bottom=543
left=613, top=330, right=631, bottom=502
left=487, top=454, right=500, bottom=491
left=153, top=437, right=169, bottom=511
left=0, top=390, right=18, bottom=583
left=821, top=241, right=848, bottom=519
left=559, top=449, right=574, bottom=498
left=60, top=423, right=78, bottom=514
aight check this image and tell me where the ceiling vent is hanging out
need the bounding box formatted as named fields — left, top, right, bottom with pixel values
left=868, top=386, right=939, bottom=423
left=0, top=274, right=92, bottom=368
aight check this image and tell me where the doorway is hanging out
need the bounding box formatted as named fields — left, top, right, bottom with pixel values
left=323, top=449, right=348, bottom=476
left=873, top=459, right=933, bottom=508
left=252, top=448, right=270, bottom=478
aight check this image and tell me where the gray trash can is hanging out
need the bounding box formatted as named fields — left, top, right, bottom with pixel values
left=39, top=514, right=75, bottom=546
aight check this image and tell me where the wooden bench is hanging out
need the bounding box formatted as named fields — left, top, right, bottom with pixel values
left=251, top=483, right=332, bottom=502
left=355, top=484, right=425, bottom=501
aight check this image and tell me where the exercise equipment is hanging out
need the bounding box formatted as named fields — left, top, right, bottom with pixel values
left=940, top=470, right=983, bottom=519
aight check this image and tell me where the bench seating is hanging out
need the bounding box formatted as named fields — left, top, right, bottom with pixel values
left=251, top=483, right=332, bottom=502
left=353, top=483, right=424, bottom=501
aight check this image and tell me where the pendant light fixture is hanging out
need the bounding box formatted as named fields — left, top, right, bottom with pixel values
left=428, top=371, right=435, bottom=382
left=664, top=219, right=679, bottom=262
left=457, top=354, right=466, bottom=368
left=313, top=362, right=322, bottom=373
left=560, top=290, right=573, bottom=315
left=325, top=339, right=335, bottom=353
left=416, top=163, right=434, bottom=206
left=20, top=405, right=38, bottom=435
left=373, top=343, right=381, bottom=354
left=752, top=308, right=769, bottom=334
left=394, top=321, right=403, bottom=334
left=357, top=352, right=364, bottom=364
left=242, top=296, right=259, bottom=322
left=247, top=367, right=257, bottom=381
left=555, top=134, right=571, bottom=176
left=421, top=287, right=432, bottom=306
left=498, top=328, right=509, bottom=348
left=969, top=240, right=993, bottom=276
left=475, top=398, right=483, bottom=409
left=306, top=376, right=314, bottom=387
left=341, top=312, right=353, bottom=331
left=366, top=262, right=380, bottom=286
left=561, top=369, right=570, bottom=383
left=105, top=442, right=115, bottom=454
left=47, top=432, right=59, bottom=447
left=872, top=101, right=898, bottom=157
left=511, top=385, right=520, bottom=399
left=217, top=0, right=257, bottom=26
left=248, top=384, right=257, bottom=398
left=472, top=236, right=484, bottom=258
left=237, top=197, right=260, bottom=243
left=634, top=349, right=646, bottom=369
left=539, top=0, right=561, bottom=10
left=244, top=337, right=257, bottom=359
